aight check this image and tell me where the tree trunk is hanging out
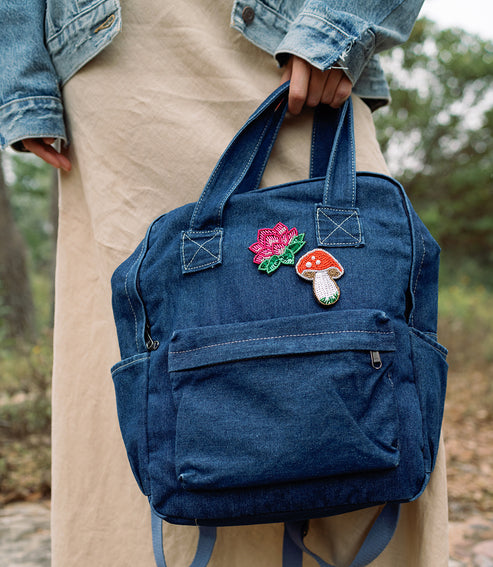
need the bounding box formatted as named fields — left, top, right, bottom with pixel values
left=0, top=153, right=35, bottom=341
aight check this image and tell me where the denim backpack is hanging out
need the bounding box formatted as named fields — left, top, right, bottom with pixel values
left=110, top=83, right=448, bottom=567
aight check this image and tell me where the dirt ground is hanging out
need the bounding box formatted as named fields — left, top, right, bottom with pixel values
left=444, top=370, right=493, bottom=521
left=445, top=368, right=493, bottom=566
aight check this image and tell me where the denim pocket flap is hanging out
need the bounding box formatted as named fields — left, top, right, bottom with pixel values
left=168, top=309, right=395, bottom=371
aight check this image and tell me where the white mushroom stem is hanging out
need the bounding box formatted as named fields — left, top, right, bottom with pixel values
left=313, top=271, right=340, bottom=305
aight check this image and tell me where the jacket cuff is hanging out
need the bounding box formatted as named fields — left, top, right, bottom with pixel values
left=352, top=55, right=390, bottom=110
left=0, top=96, right=67, bottom=150
left=274, top=7, right=376, bottom=85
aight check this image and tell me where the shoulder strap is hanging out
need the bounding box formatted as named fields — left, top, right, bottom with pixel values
left=283, top=503, right=400, bottom=567
left=151, top=504, right=399, bottom=567
left=151, top=510, right=217, bottom=567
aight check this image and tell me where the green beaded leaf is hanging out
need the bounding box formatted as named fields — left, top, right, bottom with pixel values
left=266, top=255, right=282, bottom=274
left=258, top=258, right=270, bottom=272
left=286, top=233, right=306, bottom=255
left=280, top=248, right=295, bottom=265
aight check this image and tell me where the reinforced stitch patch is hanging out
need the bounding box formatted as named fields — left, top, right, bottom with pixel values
left=181, top=229, right=223, bottom=273
left=316, top=206, right=364, bottom=247
left=249, top=222, right=306, bottom=275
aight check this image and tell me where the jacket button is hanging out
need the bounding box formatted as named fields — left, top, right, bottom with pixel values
left=242, top=6, right=255, bottom=25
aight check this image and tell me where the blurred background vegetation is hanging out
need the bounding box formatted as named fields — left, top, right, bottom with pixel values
left=0, top=18, right=491, bottom=516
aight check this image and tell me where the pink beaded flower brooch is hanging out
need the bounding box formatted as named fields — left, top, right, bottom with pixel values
left=249, top=222, right=306, bottom=275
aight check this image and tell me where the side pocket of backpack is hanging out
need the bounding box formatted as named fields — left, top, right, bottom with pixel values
left=111, top=352, right=151, bottom=495
left=409, top=328, right=448, bottom=473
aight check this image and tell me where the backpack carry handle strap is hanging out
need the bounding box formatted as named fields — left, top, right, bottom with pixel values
left=188, top=82, right=290, bottom=234
left=188, top=83, right=356, bottom=234
left=309, top=104, right=342, bottom=180
left=182, top=85, right=361, bottom=273
left=180, top=84, right=289, bottom=273
left=151, top=510, right=217, bottom=567
left=282, top=503, right=400, bottom=567
left=322, top=98, right=356, bottom=209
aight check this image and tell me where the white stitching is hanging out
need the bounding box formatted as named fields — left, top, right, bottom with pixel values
left=111, top=354, right=150, bottom=375
left=349, top=107, right=356, bottom=208
left=413, top=234, right=426, bottom=296
left=411, top=234, right=426, bottom=326
left=184, top=234, right=220, bottom=267
left=310, top=111, right=318, bottom=177
left=215, top=118, right=272, bottom=227
left=181, top=231, right=223, bottom=272
left=190, top=98, right=281, bottom=231
left=298, top=11, right=352, bottom=38
left=252, top=108, right=285, bottom=191
left=170, top=329, right=394, bottom=355
left=124, top=241, right=147, bottom=351
left=316, top=207, right=362, bottom=245
left=318, top=209, right=361, bottom=243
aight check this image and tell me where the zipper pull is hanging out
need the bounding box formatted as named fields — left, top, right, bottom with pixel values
left=145, top=321, right=160, bottom=351
left=370, top=351, right=382, bottom=369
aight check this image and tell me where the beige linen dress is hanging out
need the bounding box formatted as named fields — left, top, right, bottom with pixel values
left=53, top=0, right=449, bottom=565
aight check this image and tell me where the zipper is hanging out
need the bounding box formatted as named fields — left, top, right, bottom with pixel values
left=145, top=321, right=160, bottom=351
left=370, top=351, right=382, bottom=369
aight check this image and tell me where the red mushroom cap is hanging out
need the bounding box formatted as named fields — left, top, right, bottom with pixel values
left=296, top=249, right=344, bottom=281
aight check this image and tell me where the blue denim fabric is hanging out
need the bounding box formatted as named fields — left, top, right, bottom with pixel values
left=0, top=0, right=121, bottom=149
left=0, top=0, right=423, bottom=148
left=110, top=83, right=448, bottom=527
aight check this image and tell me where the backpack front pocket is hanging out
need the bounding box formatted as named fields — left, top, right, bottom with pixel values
left=168, top=309, right=399, bottom=491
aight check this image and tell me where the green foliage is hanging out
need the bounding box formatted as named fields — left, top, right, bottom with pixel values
left=0, top=331, right=52, bottom=503
left=9, top=153, right=56, bottom=274
left=0, top=152, right=55, bottom=501
left=438, top=279, right=493, bottom=370
left=375, top=18, right=493, bottom=282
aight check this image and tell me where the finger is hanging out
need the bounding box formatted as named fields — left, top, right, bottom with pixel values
left=280, top=57, right=293, bottom=85
left=321, top=70, right=352, bottom=108
left=331, top=76, right=353, bottom=108
left=22, top=138, right=72, bottom=172
left=305, top=67, right=329, bottom=108
left=320, top=69, right=343, bottom=106
left=288, top=56, right=311, bottom=115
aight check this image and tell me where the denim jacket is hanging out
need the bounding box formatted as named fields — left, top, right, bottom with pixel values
left=0, top=0, right=423, bottom=150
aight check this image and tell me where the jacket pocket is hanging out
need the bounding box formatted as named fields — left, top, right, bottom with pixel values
left=111, top=353, right=151, bottom=495
left=409, top=329, right=448, bottom=472
left=168, top=309, right=399, bottom=491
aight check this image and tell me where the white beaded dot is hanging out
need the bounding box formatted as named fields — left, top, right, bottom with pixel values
left=306, top=262, right=312, bottom=268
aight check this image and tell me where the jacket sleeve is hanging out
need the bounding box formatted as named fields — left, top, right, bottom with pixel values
left=274, top=0, right=424, bottom=85
left=0, top=0, right=67, bottom=150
